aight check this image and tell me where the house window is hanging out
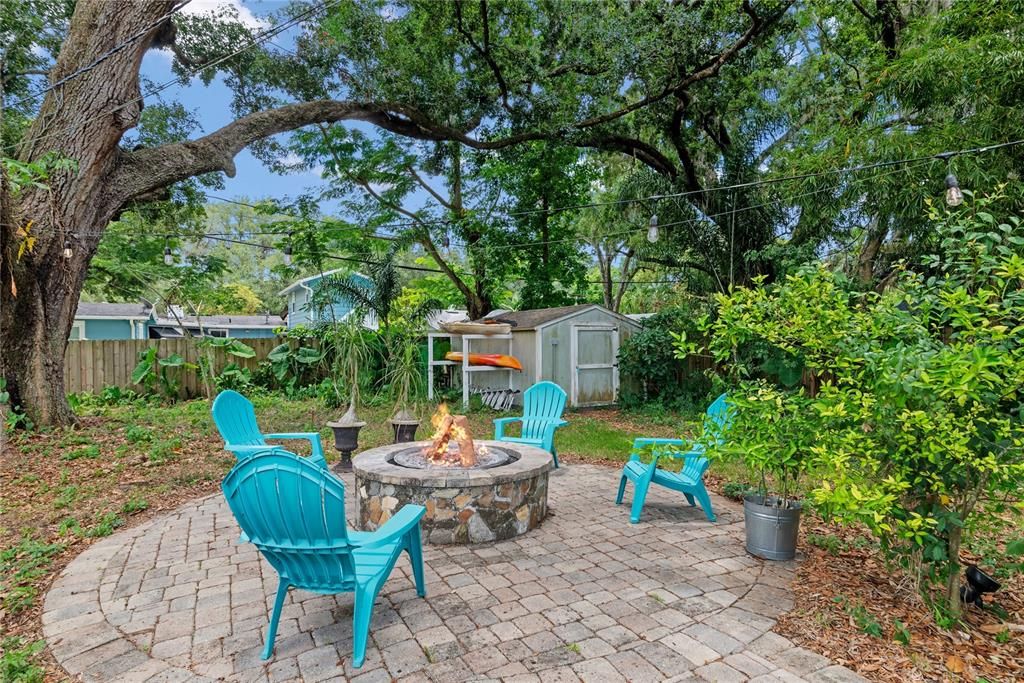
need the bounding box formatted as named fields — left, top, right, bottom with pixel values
left=69, top=320, right=86, bottom=340
left=209, top=329, right=229, bottom=338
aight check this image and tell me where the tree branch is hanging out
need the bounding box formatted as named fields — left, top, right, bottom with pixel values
left=406, top=164, right=455, bottom=211
left=454, top=0, right=513, bottom=114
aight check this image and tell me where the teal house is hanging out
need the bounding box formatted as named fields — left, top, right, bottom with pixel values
left=72, top=302, right=156, bottom=340
left=279, top=269, right=374, bottom=330
left=149, top=312, right=284, bottom=339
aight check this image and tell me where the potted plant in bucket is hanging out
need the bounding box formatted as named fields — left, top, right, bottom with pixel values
left=385, top=335, right=423, bottom=443
left=325, top=321, right=369, bottom=472
left=702, top=385, right=814, bottom=560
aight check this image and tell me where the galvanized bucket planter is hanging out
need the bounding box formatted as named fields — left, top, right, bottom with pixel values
left=743, top=495, right=802, bottom=560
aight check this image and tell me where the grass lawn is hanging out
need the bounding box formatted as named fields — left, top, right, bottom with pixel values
left=0, top=393, right=699, bottom=681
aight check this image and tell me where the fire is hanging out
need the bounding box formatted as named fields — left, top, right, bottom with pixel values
left=424, top=403, right=477, bottom=466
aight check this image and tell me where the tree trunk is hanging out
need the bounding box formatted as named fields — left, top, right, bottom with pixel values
left=2, top=0, right=174, bottom=426
left=945, top=523, right=963, bottom=617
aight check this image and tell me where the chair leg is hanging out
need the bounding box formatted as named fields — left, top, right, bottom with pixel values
left=351, top=586, right=377, bottom=669
left=616, top=474, right=628, bottom=505
left=684, top=493, right=696, bottom=507
left=407, top=527, right=427, bottom=597
left=261, top=579, right=289, bottom=660
left=550, top=446, right=560, bottom=469
left=630, top=480, right=650, bottom=524
left=693, top=486, right=716, bottom=522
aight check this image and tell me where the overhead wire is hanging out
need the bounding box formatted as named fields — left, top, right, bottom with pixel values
left=3, top=0, right=343, bottom=155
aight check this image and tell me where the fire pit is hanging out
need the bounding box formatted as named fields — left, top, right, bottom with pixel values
left=353, top=406, right=553, bottom=544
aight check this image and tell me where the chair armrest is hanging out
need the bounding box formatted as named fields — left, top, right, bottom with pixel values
left=265, top=432, right=325, bottom=459
left=227, top=444, right=291, bottom=457
left=353, top=505, right=426, bottom=549
left=493, top=417, right=523, bottom=440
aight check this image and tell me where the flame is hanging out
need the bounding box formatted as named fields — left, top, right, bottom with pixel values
left=431, top=403, right=451, bottom=431
left=424, top=403, right=476, bottom=466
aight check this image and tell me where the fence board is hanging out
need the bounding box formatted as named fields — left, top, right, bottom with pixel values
left=64, top=338, right=282, bottom=396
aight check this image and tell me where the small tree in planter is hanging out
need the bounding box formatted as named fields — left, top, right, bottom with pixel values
left=699, top=194, right=1024, bottom=617
left=701, top=384, right=817, bottom=560
left=383, top=333, right=424, bottom=442
left=324, top=320, right=371, bottom=471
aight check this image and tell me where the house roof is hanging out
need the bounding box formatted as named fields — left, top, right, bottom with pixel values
left=474, top=304, right=640, bottom=331
left=76, top=302, right=153, bottom=319
left=155, top=314, right=285, bottom=330
left=278, top=269, right=370, bottom=296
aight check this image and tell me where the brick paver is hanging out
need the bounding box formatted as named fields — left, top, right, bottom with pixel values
left=43, top=465, right=866, bottom=682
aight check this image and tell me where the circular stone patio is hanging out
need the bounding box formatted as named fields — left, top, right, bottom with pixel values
left=42, top=464, right=866, bottom=683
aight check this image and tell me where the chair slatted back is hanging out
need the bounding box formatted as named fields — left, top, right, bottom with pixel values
left=684, top=393, right=730, bottom=479
left=222, top=452, right=356, bottom=592
left=212, top=390, right=266, bottom=448
left=521, top=381, right=567, bottom=440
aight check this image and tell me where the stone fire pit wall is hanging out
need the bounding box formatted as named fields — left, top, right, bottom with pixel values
left=353, top=441, right=553, bottom=544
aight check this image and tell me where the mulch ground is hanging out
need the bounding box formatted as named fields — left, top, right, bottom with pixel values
left=2, top=408, right=1022, bottom=682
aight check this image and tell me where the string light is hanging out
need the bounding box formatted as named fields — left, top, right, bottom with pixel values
left=62, top=237, right=74, bottom=259
left=163, top=238, right=173, bottom=265
left=945, top=173, right=964, bottom=207
left=647, top=214, right=659, bottom=243
left=283, top=232, right=293, bottom=266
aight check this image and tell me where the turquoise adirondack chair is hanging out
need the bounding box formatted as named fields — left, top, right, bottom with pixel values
left=212, top=390, right=327, bottom=470
left=221, top=451, right=426, bottom=667
left=493, top=381, right=568, bottom=468
left=615, top=393, right=729, bottom=523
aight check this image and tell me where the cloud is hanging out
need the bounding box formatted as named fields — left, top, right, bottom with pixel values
left=180, top=0, right=270, bottom=29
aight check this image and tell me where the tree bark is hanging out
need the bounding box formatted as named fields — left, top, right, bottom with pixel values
left=2, top=0, right=175, bottom=426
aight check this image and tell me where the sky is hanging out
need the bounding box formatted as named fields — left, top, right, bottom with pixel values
left=140, top=0, right=359, bottom=216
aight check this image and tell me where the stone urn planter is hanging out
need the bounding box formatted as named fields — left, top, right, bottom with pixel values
left=743, top=495, right=802, bottom=561
left=327, top=405, right=365, bottom=473
left=389, top=408, right=420, bottom=444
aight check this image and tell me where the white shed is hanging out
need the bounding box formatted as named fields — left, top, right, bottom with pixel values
left=428, top=304, right=641, bottom=408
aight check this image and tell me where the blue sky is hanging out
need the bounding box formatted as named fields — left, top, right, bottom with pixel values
left=140, top=0, right=351, bottom=215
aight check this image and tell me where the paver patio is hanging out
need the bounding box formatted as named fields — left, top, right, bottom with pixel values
left=42, top=464, right=865, bottom=682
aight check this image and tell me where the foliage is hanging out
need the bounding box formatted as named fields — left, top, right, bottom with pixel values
left=0, top=637, right=45, bottom=683
left=131, top=348, right=197, bottom=401
left=0, top=535, right=64, bottom=616
left=618, top=304, right=713, bottom=409
left=263, top=338, right=326, bottom=397
left=701, top=195, right=1024, bottom=616
left=195, top=337, right=256, bottom=394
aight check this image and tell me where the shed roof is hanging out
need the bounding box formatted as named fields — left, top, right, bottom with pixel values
left=76, top=302, right=153, bottom=319
left=475, top=304, right=640, bottom=331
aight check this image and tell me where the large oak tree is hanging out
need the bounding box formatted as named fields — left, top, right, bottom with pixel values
left=0, top=0, right=793, bottom=426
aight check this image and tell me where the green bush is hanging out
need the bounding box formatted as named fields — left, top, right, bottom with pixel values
left=618, top=304, right=712, bottom=408
left=701, top=194, right=1024, bottom=619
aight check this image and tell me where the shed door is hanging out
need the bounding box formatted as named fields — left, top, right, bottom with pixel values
left=570, top=324, right=619, bottom=407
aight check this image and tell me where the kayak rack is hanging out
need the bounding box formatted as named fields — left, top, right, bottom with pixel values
left=427, top=332, right=516, bottom=409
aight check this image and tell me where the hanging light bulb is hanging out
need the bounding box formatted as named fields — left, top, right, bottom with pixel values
left=647, top=214, right=660, bottom=243
left=163, top=238, right=173, bottom=266
left=442, top=231, right=450, bottom=249
left=283, top=232, right=293, bottom=266
left=62, top=235, right=74, bottom=259
left=945, top=173, right=964, bottom=207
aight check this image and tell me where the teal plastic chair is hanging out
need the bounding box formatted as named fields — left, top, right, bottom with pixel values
left=212, top=390, right=327, bottom=470
left=494, top=381, right=568, bottom=468
left=221, top=451, right=426, bottom=667
left=616, top=393, right=729, bottom=523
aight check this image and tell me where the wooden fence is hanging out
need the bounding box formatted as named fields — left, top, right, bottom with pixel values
left=64, top=338, right=281, bottom=396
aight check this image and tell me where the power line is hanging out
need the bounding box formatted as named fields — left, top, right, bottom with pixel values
left=8, top=4, right=186, bottom=109
left=4, top=0, right=342, bottom=155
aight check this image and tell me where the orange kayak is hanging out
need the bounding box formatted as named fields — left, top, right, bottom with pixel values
left=445, top=352, right=523, bottom=371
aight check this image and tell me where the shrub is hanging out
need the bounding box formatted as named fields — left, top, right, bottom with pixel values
left=618, top=303, right=712, bottom=408
left=701, top=194, right=1024, bottom=618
